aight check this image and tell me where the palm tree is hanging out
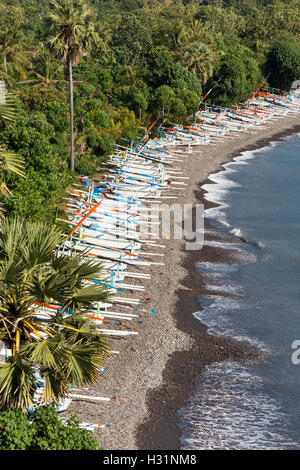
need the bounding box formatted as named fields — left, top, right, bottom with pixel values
left=0, top=82, right=25, bottom=211
left=182, top=42, right=215, bottom=85
left=0, top=149, right=25, bottom=198
left=181, top=19, right=210, bottom=45
left=0, top=44, right=30, bottom=87
left=0, top=218, right=110, bottom=411
left=169, top=19, right=187, bottom=55
left=0, top=83, right=16, bottom=121
left=0, top=2, right=29, bottom=86
left=18, top=44, right=68, bottom=101
left=46, top=0, right=98, bottom=172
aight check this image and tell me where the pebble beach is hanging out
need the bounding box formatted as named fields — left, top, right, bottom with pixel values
left=63, top=113, right=300, bottom=450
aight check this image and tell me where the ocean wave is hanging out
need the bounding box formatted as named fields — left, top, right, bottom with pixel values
left=230, top=227, right=266, bottom=248
left=206, top=170, right=241, bottom=187
left=204, top=283, right=243, bottom=295
left=204, top=206, right=227, bottom=222
left=195, top=262, right=240, bottom=274
left=225, top=141, right=279, bottom=168
left=193, top=296, right=268, bottom=351
left=280, top=132, right=300, bottom=142
left=203, top=240, right=241, bottom=249
left=178, top=362, right=299, bottom=450
left=181, top=134, right=300, bottom=450
left=202, top=172, right=239, bottom=208
left=201, top=144, right=278, bottom=232
left=203, top=215, right=266, bottom=250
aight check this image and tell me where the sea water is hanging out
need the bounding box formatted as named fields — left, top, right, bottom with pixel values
left=178, top=133, right=300, bottom=449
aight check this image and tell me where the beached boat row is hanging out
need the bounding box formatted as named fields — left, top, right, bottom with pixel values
left=2, top=85, right=298, bottom=431
left=47, top=86, right=300, bottom=430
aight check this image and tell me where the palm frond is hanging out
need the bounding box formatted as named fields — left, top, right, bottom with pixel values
left=0, top=219, right=65, bottom=293
left=46, top=0, right=98, bottom=65
left=0, top=216, right=110, bottom=409
left=41, top=368, right=69, bottom=403
left=22, top=338, right=60, bottom=370
left=0, top=85, right=16, bottom=122
left=0, top=357, right=36, bottom=411
left=0, top=148, right=25, bottom=178
left=64, top=284, right=109, bottom=311
left=62, top=341, right=105, bottom=387
left=56, top=313, right=109, bottom=353
left=21, top=221, right=64, bottom=269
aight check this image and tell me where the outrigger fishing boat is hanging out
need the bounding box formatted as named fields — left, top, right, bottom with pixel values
left=8, top=81, right=298, bottom=430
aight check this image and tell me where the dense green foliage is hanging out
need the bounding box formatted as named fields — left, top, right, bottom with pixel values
left=266, top=40, right=300, bottom=90
left=0, top=0, right=299, bottom=221
left=0, top=218, right=109, bottom=411
left=0, top=0, right=298, bottom=448
left=0, top=405, right=101, bottom=449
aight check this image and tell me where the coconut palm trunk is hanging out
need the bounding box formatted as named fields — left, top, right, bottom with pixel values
left=3, top=55, right=7, bottom=75
left=47, top=0, right=98, bottom=172
left=68, top=38, right=75, bottom=172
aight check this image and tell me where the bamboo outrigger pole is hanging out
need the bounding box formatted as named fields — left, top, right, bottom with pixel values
left=135, top=116, right=167, bottom=158
left=64, top=191, right=107, bottom=241
left=249, top=73, right=271, bottom=103
left=200, top=75, right=224, bottom=105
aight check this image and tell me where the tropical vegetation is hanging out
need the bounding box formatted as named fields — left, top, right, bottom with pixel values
left=0, top=0, right=299, bottom=223
left=0, top=405, right=101, bottom=449
left=0, top=217, right=109, bottom=411
left=0, top=82, right=25, bottom=212
left=0, top=0, right=299, bottom=432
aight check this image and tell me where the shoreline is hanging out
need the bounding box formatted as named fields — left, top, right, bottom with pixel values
left=64, top=115, right=300, bottom=450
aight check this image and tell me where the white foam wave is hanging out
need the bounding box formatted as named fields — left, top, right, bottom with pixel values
left=193, top=296, right=267, bottom=350
left=201, top=143, right=278, bottom=228
left=196, top=228, right=223, bottom=235
left=203, top=240, right=241, bottom=249
left=204, top=206, right=227, bottom=222
left=178, top=362, right=298, bottom=450
left=195, top=262, right=240, bottom=273
left=230, top=227, right=266, bottom=248
left=280, top=132, right=300, bottom=143
left=204, top=283, right=243, bottom=295
left=206, top=170, right=241, bottom=187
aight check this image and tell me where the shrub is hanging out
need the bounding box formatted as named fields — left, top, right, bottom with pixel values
left=0, top=406, right=102, bottom=450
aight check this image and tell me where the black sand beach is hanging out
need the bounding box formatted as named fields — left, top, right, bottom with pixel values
left=64, top=115, right=300, bottom=450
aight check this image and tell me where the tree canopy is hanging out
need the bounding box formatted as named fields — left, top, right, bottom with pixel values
left=0, top=0, right=299, bottom=221
left=0, top=405, right=101, bottom=450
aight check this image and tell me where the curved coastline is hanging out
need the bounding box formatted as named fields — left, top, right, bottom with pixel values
left=135, top=116, right=300, bottom=450
left=63, top=115, right=300, bottom=450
